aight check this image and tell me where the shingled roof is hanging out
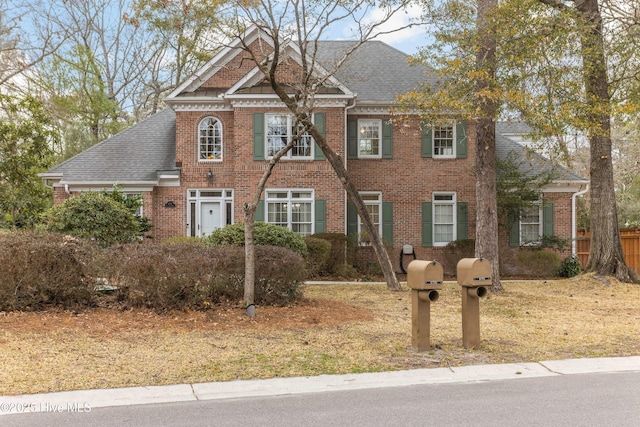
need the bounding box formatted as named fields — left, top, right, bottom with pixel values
left=43, top=108, right=177, bottom=185
left=314, top=40, right=437, bottom=104
left=42, top=41, right=585, bottom=187
left=496, top=122, right=587, bottom=184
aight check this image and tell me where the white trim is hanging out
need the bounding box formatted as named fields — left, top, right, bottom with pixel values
left=357, top=191, right=383, bottom=244
left=432, top=192, right=457, bottom=247
left=264, top=188, right=315, bottom=236
left=432, top=124, right=456, bottom=159
left=167, top=101, right=233, bottom=112
left=197, top=116, right=224, bottom=162
left=186, top=188, right=234, bottom=237
left=519, top=203, right=543, bottom=246
left=265, top=113, right=315, bottom=160
left=167, top=26, right=265, bottom=98
left=357, top=119, right=383, bottom=159
left=572, top=184, right=590, bottom=256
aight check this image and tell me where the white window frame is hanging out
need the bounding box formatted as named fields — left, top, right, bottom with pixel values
left=357, top=119, right=382, bottom=158
left=357, top=192, right=383, bottom=245
left=519, top=203, right=543, bottom=246
left=265, top=189, right=314, bottom=236
left=265, top=114, right=313, bottom=160
left=432, top=192, right=456, bottom=246
left=433, top=124, right=456, bottom=159
left=198, top=117, right=223, bottom=162
left=186, top=189, right=234, bottom=237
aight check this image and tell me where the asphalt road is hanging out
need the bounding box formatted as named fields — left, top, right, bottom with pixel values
left=3, top=370, right=640, bottom=427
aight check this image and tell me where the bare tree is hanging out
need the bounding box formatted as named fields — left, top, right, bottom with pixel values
left=216, top=0, right=420, bottom=314
left=0, top=0, right=67, bottom=92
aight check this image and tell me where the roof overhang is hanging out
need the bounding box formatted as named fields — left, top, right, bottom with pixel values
left=542, top=180, right=590, bottom=193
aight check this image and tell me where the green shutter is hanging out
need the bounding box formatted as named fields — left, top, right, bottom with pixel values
left=382, top=201, right=393, bottom=244
left=543, top=202, right=554, bottom=237
left=347, top=119, right=358, bottom=159
left=422, top=202, right=433, bottom=247
left=314, top=200, right=326, bottom=233
left=456, top=121, right=467, bottom=159
left=421, top=124, right=433, bottom=158
left=382, top=120, right=393, bottom=159
left=253, top=113, right=265, bottom=160
left=347, top=202, right=358, bottom=243
left=255, top=200, right=265, bottom=222
left=508, top=211, right=519, bottom=247
left=457, top=201, right=468, bottom=240
left=314, top=112, right=326, bottom=160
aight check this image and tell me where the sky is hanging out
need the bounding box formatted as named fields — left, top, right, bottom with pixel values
left=326, top=4, right=430, bottom=55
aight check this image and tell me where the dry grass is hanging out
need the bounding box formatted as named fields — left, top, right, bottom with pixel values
left=1, top=274, right=640, bottom=396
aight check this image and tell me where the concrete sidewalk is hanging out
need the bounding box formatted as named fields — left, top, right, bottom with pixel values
left=2, top=356, right=640, bottom=415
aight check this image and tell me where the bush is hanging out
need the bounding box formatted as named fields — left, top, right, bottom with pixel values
left=557, top=255, right=582, bottom=277
left=442, top=239, right=476, bottom=275
left=516, top=249, right=562, bottom=277
left=0, top=231, right=96, bottom=311
left=203, top=222, right=308, bottom=257
left=41, top=192, right=140, bottom=246
left=304, top=236, right=332, bottom=277
left=334, top=263, right=358, bottom=279
left=100, top=243, right=305, bottom=310
left=312, top=233, right=352, bottom=273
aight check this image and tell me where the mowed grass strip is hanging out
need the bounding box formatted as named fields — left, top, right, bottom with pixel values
left=1, top=274, right=639, bottom=395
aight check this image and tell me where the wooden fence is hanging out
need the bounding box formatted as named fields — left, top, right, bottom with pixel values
left=576, top=228, right=640, bottom=275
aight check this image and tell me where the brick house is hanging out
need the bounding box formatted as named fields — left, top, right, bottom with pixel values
left=41, top=27, right=588, bottom=274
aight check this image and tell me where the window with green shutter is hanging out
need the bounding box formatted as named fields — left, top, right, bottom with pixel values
left=421, top=121, right=467, bottom=159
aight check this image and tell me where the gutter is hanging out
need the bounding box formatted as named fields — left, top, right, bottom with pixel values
left=344, top=96, right=357, bottom=235
left=572, top=184, right=590, bottom=256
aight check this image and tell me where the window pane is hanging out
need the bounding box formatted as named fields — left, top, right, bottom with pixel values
left=434, top=224, right=454, bottom=242
left=358, top=120, right=380, bottom=156
left=199, top=118, right=222, bottom=160
left=433, top=125, right=454, bottom=156
left=267, top=115, right=288, bottom=156
left=434, top=204, right=453, bottom=223
left=267, top=202, right=288, bottom=225
left=291, top=124, right=312, bottom=157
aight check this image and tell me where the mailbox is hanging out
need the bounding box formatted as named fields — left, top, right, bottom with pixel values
left=406, top=260, right=443, bottom=352
left=456, top=257, right=491, bottom=349
left=456, top=258, right=492, bottom=288
left=407, top=260, right=444, bottom=291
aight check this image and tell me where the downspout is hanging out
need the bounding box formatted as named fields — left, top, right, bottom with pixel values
left=344, top=97, right=357, bottom=237
left=572, top=184, right=589, bottom=256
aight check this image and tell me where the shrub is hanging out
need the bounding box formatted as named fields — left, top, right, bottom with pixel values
left=557, top=255, right=582, bottom=278
left=334, top=263, right=358, bottom=279
left=100, top=243, right=305, bottom=310
left=41, top=192, right=140, bottom=246
left=349, top=245, right=382, bottom=277
left=203, top=222, right=307, bottom=257
left=312, top=233, right=352, bottom=273
left=442, top=239, right=476, bottom=275
left=516, top=249, right=562, bottom=277
left=0, top=231, right=96, bottom=311
left=304, top=236, right=332, bottom=277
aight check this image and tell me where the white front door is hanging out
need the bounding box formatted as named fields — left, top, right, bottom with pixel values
left=200, top=201, right=221, bottom=237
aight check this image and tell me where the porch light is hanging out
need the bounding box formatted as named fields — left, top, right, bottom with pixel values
left=207, top=169, right=213, bottom=183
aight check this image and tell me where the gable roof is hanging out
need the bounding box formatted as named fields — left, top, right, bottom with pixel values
left=315, top=41, right=436, bottom=104
left=42, top=108, right=177, bottom=186
left=496, top=122, right=587, bottom=184
left=166, top=29, right=435, bottom=106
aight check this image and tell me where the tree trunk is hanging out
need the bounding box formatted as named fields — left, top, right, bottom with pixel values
left=243, top=203, right=257, bottom=317
left=308, top=125, right=401, bottom=291
left=475, top=0, right=502, bottom=291
left=576, top=0, right=636, bottom=282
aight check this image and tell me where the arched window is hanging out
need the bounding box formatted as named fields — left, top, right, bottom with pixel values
left=198, top=117, right=222, bottom=161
